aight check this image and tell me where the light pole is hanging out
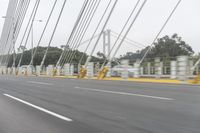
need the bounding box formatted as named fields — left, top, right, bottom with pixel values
left=31, top=19, right=42, bottom=64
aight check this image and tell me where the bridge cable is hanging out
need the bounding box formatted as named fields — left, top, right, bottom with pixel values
left=40, top=0, right=67, bottom=68
left=2, top=0, right=30, bottom=66
left=59, top=0, right=96, bottom=67
left=68, top=0, right=102, bottom=65
left=83, top=0, right=119, bottom=68
left=56, top=0, right=89, bottom=67
left=100, top=0, right=144, bottom=70
left=16, top=0, right=39, bottom=67
left=78, top=0, right=112, bottom=65
left=139, top=0, right=182, bottom=64
left=29, top=0, right=58, bottom=66
left=8, top=0, right=31, bottom=67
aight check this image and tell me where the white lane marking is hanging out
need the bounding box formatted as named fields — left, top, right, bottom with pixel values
left=4, top=94, right=72, bottom=122
left=27, top=81, right=53, bottom=86
left=75, top=87, right=174, bottom=101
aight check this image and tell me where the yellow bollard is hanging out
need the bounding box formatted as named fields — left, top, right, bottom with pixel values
left=192, top=73, right=200, bottom=84
left=16, top=70, right=18, bottom=76
left=53, top=69, right=57, bottom=76
left=97, top=67, right=109, bottom=80
left=24, top=69, right=28, bottom=76
left=78, top=67, right=87, bottom=79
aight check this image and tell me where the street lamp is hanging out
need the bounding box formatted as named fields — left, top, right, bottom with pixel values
left=31, top=19, right=43, bottom=61
left=61, top=45, right=69, bottom=50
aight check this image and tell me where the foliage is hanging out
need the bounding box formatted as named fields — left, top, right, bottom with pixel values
left=8, top=46, right=104, bottom=67
left=120, top=34, right=194, bottom=62
left=7, top=34, right=195, bottom=67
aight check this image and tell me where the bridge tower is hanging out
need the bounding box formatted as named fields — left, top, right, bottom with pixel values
left=103, top=29, right=111, bottom=59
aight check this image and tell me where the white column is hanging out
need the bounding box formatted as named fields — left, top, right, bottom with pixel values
left=106, top=62, right=111, bottom=77
left=18, top=67, right=23, bottom=75
left=27, top=66, right=33, bottom=75
left=56, top=66, right=61, bottom=76
left=177, top=56, right=189, bottom=81
left=87, top=62, right=94, bottom=78
left=155, top=57, right=162, bottom=78
left=46, top=65, right=54, bottom=77
left=170, top=61, right=177, bottom=79
left=64, top=64, right=70, bottom=76
left=36, top=66, right=41, bottom=76
left=147, top=62, right=151, bottom=75
left=196, top=65, right=199, bottom=75
left=94, top=62, right=100, bottom=75
left=158, top=62, right=163, bottom=76
left=140, top=67, right=144, bottom=76
left=7, top=68, right=11, bottom=74
left=0, top=67, right=2, bottom=74
left=189, top=60, right=194, bottom=75
left=69, top=64, right=74, bottom=76
left=2, top=66, right=7, bottom=74
left=23, top=67, right=28, bottom=75
left=134, top=62, right=140, bottom=78
left=12, top=67, right=16, bottom=75
left=121, top=60, right=129, bottom=79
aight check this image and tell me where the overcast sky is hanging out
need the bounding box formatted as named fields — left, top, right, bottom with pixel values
left=0, top=0, right=200, bottom=57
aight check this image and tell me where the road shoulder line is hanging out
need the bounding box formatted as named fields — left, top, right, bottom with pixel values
left=4, top=94, right=73, bottom=122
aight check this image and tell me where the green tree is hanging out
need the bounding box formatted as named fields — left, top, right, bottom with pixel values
left=120, top=34, right=194, bottom=61
left=148, top=34, right=194, bottom=58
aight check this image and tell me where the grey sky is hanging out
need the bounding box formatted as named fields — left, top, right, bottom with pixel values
left=0, top=0, right=200, bottom=57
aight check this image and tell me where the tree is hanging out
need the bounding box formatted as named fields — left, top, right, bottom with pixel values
left=148, top=34, right=194, bottom=58
left=8, top=46, right=105, bottom=67
left=96, top=51, right=106, bottom=59
left=8, top=47, right=63, bottom=67
left=120, top=34, right=194, bottom=61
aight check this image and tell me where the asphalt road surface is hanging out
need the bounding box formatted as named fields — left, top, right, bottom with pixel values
left=0, top=75, right=200, bottom=133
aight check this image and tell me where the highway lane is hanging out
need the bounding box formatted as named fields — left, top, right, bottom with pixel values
left=0, top=75, right=200, bottom=133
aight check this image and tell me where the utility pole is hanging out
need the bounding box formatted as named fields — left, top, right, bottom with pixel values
left=30, top=19, right=42, bottom=66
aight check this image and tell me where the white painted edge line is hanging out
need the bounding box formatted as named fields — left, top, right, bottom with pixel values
left=75, top=87, right=174, bottom=101
left=4, top=94, right=72, bottom=122
left=27, top=81, right=54, bottom=86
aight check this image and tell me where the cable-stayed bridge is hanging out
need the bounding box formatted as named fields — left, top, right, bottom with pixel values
left=0, top=1, right=200, bottom=132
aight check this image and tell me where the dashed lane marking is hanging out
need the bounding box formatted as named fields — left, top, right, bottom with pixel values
left=75, top=87, right=174, bottom=101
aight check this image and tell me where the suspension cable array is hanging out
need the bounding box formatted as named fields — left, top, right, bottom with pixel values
left=78, top=0, right=112, bottom=65
left=0, top=0, right=30, bottom=67
left=97, top=0, right=147, bottom=79
left=65, top=0, right=102, bottom=66
left=87, top=0, right=118, bottom=65
left=18, top=0, right=41, bottom=67
left=40, top=0, right=67, bottom=68
left=110, top=30, right=146, bottom=49
left=139, top=0, right=182, bottom=64
left=56, top=0, right=89, bottom=68
left=29, top=0, right=58, bottom=66
left=0, top=0, right=186, bottom=79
